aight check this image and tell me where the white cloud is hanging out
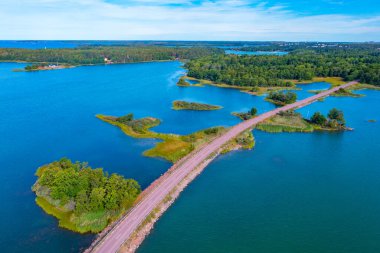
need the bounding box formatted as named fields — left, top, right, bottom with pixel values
left=0, top=0, right=379, bottom=41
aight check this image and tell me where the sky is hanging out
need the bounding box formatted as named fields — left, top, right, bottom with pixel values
left=0, top=0, right=379, bottom=41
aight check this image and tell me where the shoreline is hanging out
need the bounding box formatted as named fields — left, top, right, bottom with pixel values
left=86, top=81, right=357, bottom=253
left=118, top=139, right=249, bottom=252
left=3, top=59, right=177, bottom=67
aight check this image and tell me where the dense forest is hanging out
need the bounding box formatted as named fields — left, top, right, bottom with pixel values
left=32, top=158, right=141, bottom=233
left=236, top=42, right=380, bottom=52
left=0, top=46, right=223, bottom=65
left=185, top=46, right=380, bottom=87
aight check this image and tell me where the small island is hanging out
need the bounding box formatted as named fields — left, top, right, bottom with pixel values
left=265, top=91, right=297, bottom=106
left=32, top=158, right=141, bottom=233
left=256, top=108, right=350, bottom=133
left=24, top=63, right=73, bottom=71
left=97, top=113, right=253, bottom=162
left=309, top=87, right=363, bottom=98
left=172, top=100, right=222, bottom=111
left=177, top=77, right=191, bottom=87
left=232, top=107, right=258, bottom=120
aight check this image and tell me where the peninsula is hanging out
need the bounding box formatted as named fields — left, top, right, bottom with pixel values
left=97, top=113, right=253, bottom=162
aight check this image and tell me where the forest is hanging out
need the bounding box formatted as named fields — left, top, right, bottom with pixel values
left=32, top=158, right=141, bottom=233
left=0, top=46, right=223, bottom=65
left=185, top=46, right=380, bottom=87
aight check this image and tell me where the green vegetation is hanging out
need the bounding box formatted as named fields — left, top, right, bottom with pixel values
left=236, top=41, right=380, bottom=54
left=97, top=113, right=253, bottom=162
left=25, top=64, right=45, bottom=71
left=327, top=108, right=346, bottom=127
left=232, top=107, right=258, bottom=120
left=221, top=130, right=255, bottom=154
left=32, top=158, right=141, bottom=233
left=257, top=110, right=314, bottom=133
left=257, top=109, right=348, bottom=133
left=23, top=63, right=72, bottom=71
left=172, top=100, right=222, bottom=111
left=309, top=87, right=363, bottom=98
left=334, top=88, right=363, bottom=97
left=0, top=46, right=223, bottom=65
left=185, top=45, right=380, bottom=87
left=266, top=91, right=297, bottom=105
left=177, top=77, right=191, bottom=87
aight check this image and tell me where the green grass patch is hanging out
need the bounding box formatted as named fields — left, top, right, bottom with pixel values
left=172, top=100, right=222, bottom=111
left=257, top=113, right=314, bottom=133
left=309, top=88, right=364, bottom=98
left=98, top=114, right=234, bottom=162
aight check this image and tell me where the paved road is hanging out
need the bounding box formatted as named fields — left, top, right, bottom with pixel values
left=89, top=81, right=357, bottom=253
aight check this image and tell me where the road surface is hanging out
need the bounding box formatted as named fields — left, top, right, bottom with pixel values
left=88, top=81, right=357, bottom=253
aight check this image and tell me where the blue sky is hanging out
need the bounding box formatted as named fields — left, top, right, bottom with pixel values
left=0, top=0, right=379, bottom=41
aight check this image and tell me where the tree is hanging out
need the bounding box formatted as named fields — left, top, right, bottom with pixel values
left=328, top=108, right=345, bottom=126
left=117, top=113, right=134, bottom=123
left=89, top=187, right=106, bottom=211
left=310, top=112, right=327, bottom=125
left=75, top=190, right=90, bottom=214
left=250, top=107, right=258, bottom=116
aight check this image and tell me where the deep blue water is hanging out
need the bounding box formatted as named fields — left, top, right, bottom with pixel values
left=1, top=60, right=379, bottom=253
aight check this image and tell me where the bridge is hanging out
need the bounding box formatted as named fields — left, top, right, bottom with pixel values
left=87, top=81, right=357, bottom=253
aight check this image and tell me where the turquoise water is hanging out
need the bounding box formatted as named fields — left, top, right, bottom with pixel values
left=1, top=60, right=379, bottom=252
left=0, top=61, right=274, bottom=252
left=138, top=90, right=380, bottom=253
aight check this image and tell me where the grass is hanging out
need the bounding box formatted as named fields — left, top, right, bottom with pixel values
left=289, top=77, right=346, bottom=86
left=172, top=100, right=222, bottom=111
left=256, top=113, right=314, bottom=133
left=308, top=88, right=364, bottom=98
left=177, top=77, right=191, bottom=87
left=98, top=114, right=252, bottom=162
left=144, top=138, right=193, bottom=162
left=256, top=111, right=351, bottom=133
left=96, top=115, right=160, bottom=138
left=35, top=197, right=78, bottom=232
left=350, top=83, right=380, bottom=91
left=231, top=112, right=255, bottom=121
left=35, top=192, right=120, bottom=233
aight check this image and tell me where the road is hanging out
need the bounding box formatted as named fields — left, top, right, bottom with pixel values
left=89, top=81, right=358, bottom=253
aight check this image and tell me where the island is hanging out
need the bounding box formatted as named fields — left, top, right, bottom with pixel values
left=32, top=158, right=141, bottom=233
left=265, top=91, right=297, bottom=106
left=309, top=87, right=364, bottom=98
left=177, top=77, right=191, bottom=87
left=172, top=100, right=222, bottom=111
left=256, top=108, right=349, bottom=133
left=97, top=113, right=254, bottom=162
left=24, top=63, right=73, bottom=71
left=232, top=107, right=258, bottom=120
